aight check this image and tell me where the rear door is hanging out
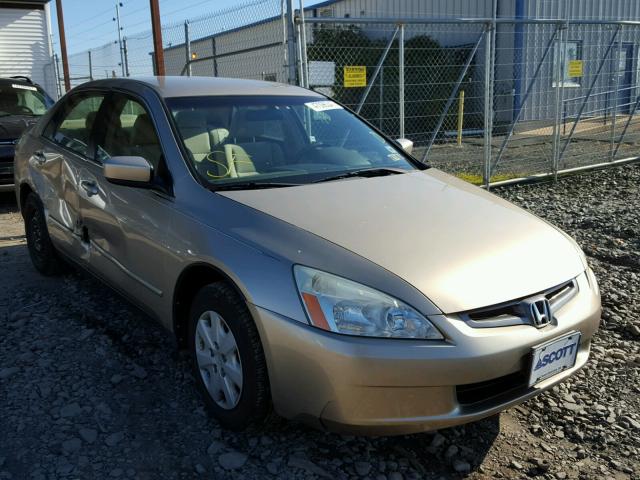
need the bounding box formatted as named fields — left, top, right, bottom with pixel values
left=76, top=91, right=174, bottom=314
left=34, top=91, right=106, bottom=259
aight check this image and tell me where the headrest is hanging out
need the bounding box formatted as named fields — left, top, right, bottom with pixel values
left=86, top=111, right=98, bottom=131
left=175, top=110, right=207, bottom=129
left=132, top=114, right=157, bottom=145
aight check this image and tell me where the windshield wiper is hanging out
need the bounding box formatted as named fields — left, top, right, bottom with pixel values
left=312, top=167, right=407, bottom=184
left=212, top=181, right=301, bottom=191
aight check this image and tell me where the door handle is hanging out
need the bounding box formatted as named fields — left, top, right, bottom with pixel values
left=32, top=150, right=46, bottom=166
left=80, top=180, right=99, bottom=197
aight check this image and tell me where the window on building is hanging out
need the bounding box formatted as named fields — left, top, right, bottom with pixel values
left=553, top=40, right=583, bottom=87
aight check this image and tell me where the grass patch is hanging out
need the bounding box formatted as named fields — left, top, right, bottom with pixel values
left=455, top=172, right=524, bottom=185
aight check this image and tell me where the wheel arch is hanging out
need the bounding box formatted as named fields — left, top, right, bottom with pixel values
left=172, top=262, right=248, bottom=349
left=18, top=182, right=35, bottom=216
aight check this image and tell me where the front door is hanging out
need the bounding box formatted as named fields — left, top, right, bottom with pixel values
left=614, top=44, right=634, bottom=114
left=77, top=92, right=174, bottom=315
left=36, top=92, right=106, bottom=259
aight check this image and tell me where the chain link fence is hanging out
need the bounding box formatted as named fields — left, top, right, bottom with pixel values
left=60, top=0, right=640, bottom=186
left=300, top=15, right=640, bottom=185
left=66, top=0, right=286, bottom=84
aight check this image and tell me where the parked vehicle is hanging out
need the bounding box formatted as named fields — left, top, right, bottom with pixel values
left=0, top=77, right=54, bottom=192
left=13, top=77, right=601, bottom=435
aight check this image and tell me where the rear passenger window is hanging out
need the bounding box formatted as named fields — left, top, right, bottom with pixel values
left=44, top=94, right=105, bottom=158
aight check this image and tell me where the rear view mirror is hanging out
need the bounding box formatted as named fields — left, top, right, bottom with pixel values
left=103, top=156, right=152, bottom=185
left=396, top=138, right=414, bottom=155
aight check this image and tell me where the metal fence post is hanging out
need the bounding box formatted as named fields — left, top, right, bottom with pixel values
left=185, top=21, right=192, bottom=77
left=610, top=28, right=623, bottom=161
left=295, top=13, right=305, bottom=87
left=53, top=53, right=62, bottom=97
left=556, top=19, right=568, bottom=179
left=88, top=50, right=93, bottom=81
left=286, top=0, right=297, bottom=85
left=483, top=21, right=494, bottom=188
left=552, top=22, right=565, bottom=181
left=299, top=0, right=309, bottom=88
left=399, top=23, right=405, bottom=139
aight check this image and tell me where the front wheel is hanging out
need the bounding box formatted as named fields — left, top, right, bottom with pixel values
left=23, top=193, right=64, bottom=276
left=188, top=282, right=271, bottom=430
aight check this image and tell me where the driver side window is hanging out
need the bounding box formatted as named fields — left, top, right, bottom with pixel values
left=44, top=94, right=105, bottom=158
left=95, top=94, right=171, bottom=190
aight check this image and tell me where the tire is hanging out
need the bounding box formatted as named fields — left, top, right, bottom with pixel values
left=188, top=282, right=271, bottom=430
left=23, top=193, right=64, bottom=276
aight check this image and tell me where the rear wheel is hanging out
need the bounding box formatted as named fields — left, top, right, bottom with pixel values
left=188, top=282, right=271, bottom=430
left=23, top=193, right=63, bottom=276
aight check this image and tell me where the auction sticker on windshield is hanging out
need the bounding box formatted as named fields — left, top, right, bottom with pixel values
left=529, top=331, right=581, bottom=387
left=305, top=100, right=343, bottom=112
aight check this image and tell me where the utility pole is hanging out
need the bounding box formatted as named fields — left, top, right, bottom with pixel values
left=55, top=0, right=71, bottom=91
left=88, top=50, right=93, bottom=81
left=123, top=37, right=130, bottom=76
left=114, top=2, right=125, bottom=77
left=149, top=0, right=165, bottom=75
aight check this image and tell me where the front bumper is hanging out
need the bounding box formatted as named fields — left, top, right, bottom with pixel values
left=251, top=271, right=601, bottom=435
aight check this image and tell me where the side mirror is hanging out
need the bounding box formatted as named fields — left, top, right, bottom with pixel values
left=103, top=156, right=152, bottom=185
left=396, top=138, right=414, bottom=155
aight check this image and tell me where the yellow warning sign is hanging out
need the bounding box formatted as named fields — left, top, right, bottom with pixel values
left=568, top=60, right=583, bottom=77
left=343, top=66, right=367, bottom=87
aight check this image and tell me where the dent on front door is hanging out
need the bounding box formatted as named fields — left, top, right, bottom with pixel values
left=29, top=145, right=88, bottom=258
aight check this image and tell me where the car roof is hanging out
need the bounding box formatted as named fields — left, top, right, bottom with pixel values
left=0, top=77, right=35, bottom=86
left=78, top=76, right=324, bottom=99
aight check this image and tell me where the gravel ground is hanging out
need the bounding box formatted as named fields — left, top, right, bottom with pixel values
left=0, top=163, right=639, bottom=480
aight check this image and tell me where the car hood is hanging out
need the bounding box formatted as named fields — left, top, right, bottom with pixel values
left=220, top=169, right=584, bottom=313
left=0, top=114, right=38, bottom=141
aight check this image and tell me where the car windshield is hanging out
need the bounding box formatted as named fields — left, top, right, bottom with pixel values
left=166, top=95, right=421, bottom=188
left=0, top=83, right=52, bottom=117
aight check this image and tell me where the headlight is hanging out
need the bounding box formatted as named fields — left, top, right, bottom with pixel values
left=293, top=266, right=443, bottom=340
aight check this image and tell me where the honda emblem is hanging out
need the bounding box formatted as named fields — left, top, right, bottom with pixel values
left=530, top=298, right=552, bottom=328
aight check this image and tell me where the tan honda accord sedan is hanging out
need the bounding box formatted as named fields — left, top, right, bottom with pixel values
left=13, top=77, right=601, bottom=435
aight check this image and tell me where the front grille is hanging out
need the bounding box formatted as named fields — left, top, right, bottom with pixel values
left=0, top=158, right=13, bottom=185
left=0, top=143, right=15, bottom=185
left=461, top=279, right=578, bottom=328
left=456, top=369, right=528, bottom=406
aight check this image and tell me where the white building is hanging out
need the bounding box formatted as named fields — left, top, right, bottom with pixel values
left=0, top=0, right=56, bottom=98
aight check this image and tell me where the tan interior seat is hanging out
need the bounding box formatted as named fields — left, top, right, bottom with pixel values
left=224, top=144, right=257, bottom=177
left=221, top=142, right=285, bottom=178
left=175, top=110, right=211, bottom=163
left=207, top=109, right=231, bottom=146
left=130, top=114, right=162, bottom=169
left=210, top=127, right=229, bottom=146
